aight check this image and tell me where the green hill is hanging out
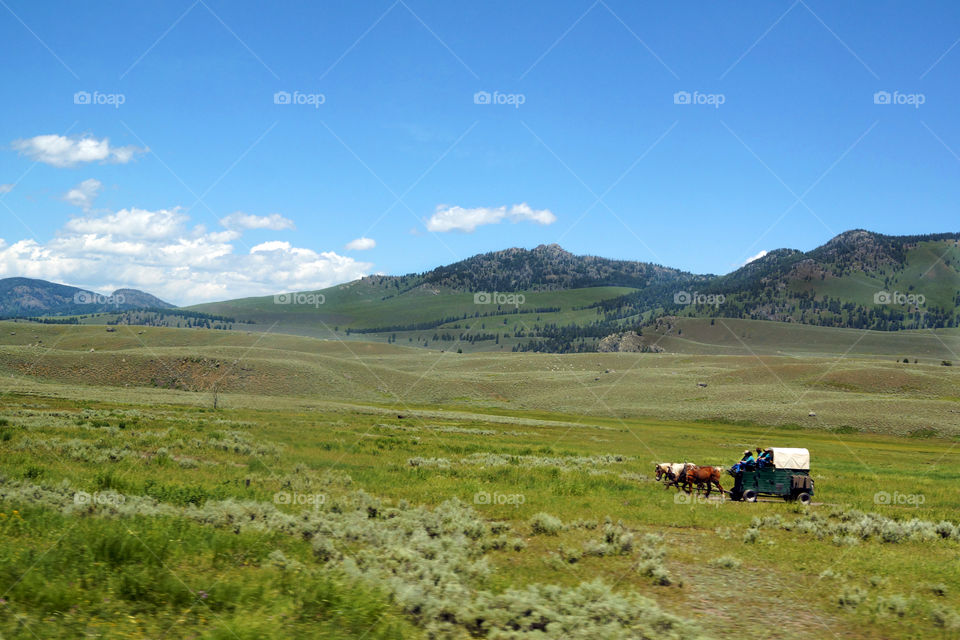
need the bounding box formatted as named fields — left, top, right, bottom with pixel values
left=667, top=230, right=960, bottom=330
left=186, top=243, right=707, bottom=352
left=188, top=230, right=959, bottom=352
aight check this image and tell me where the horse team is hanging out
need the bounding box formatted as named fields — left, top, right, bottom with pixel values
left=655, top=462, right=724, bottom=497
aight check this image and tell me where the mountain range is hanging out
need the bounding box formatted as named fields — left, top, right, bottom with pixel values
left=1, top=230, right=957, bottom=352
left=0, top=277, right=173, bottom=318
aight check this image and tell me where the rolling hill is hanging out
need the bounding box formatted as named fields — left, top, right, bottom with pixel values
left=0, top=320, right=957, bottom=435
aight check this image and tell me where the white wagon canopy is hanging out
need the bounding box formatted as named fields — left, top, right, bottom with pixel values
left=771, top=447, right=810, bottom=470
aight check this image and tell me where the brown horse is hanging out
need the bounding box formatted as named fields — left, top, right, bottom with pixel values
left=683, top=465, right=724, bottom=497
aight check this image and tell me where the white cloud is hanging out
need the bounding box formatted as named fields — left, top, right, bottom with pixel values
left=62, top=178, right=102, bottom=211
left=345, top=236, right=376, bottom=250
left=742, top=250, right=769, bottom=266
left=11, top=134, right=146, bottom=168
left=220, top=211, right=295, bottom=231
left=426, top=202, right=557, bottom=232
left=0, top=207, right=371, bottom=305
left=250, top=240, right=292, bottom=253
left=65, top=207, right=187, bottom=240
left=506, top=202, right=557, bottom=225
left=0, top=184, right=13, bottom=194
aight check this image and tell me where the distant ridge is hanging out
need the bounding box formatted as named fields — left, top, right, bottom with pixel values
left=0, top=277, right=173, bottom=317
left=360, top=243, right=708, bottom=294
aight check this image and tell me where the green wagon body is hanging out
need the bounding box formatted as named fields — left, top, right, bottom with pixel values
left=729, top=467, right=814, bottom=502
left=727, top=447, right=814, bottom=503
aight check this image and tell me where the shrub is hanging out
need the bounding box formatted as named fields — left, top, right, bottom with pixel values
left=311, top=538, right=339, bottom=563
left=464, top=579, right=699, bottom=638
left=635, top=534, right=671, bottom=586
left=268, top=549, right=304, bottom=572
left=873, top=594, right=907, bottom=618
left=709, top=555, right=741, bottom=569
left=600, top=523, right=635, bottom=555
left=636, top=559, right=672, bottom=586
left=880, top=522, right=906, bottom=543
left=509, top=537, right=527, bottom=552
left=560, top=546, right=582, bottom=563
left=832, top=535, right=859, bottom=547
left=935, top=521, right=957, bottom=539
left=756, top=507, right=960, bottom=545
left=529, top=512, right=563, bottom=536
left=837, top=585, right=866, bottom=610
left=932, top=607, right=960, bottom=630
left=481, top=536, right=509, bottom=552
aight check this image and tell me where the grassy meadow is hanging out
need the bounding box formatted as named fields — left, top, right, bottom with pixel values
left=1, top=320, right=960, bottom=638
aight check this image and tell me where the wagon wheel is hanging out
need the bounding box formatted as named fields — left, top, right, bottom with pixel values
left=742, top=489, right=758, bottom=503
left=796, top=492, right=812, bottom=505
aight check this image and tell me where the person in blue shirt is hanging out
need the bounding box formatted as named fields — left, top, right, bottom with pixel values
left=732, top=449, right=755, bottom=473
left=757, top=448, right=774, bottom=468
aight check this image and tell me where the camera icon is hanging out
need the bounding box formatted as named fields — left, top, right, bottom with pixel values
left=673, top=91, right=691, bottom=105
left=673, top=291, right=692, bottom=305
left=873, top=491, right=891, bottom=505
left=673, top=492, right=691, bottom=504
left=74, top=91, right=91, bottom=105
left=274, top=293, right=292, bottom=304
left=873, top=291, right=891, bottom=304
left=74, top=491, right=91, bottom=505
left=473, top=91, right=491, bottom=105
left=474, top=292, right=492, bottom=304
left=74, top=291, right=93, bottom=304
left=873, top=91, right=891, bottom=105
left=274, top=91, right=291, bottom=105
left=273, top=491, right=292, bottom=505
left=473, top=491, right=491, bottom=504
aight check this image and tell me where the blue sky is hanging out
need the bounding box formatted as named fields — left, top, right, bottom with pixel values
left=1, top=0, right=959, bottom=304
